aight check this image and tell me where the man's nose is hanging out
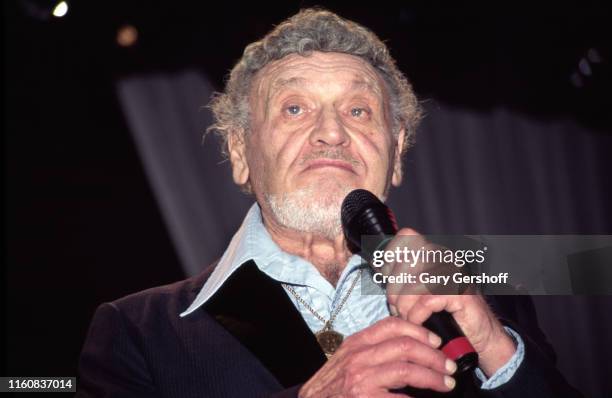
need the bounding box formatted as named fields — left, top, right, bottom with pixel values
left=309, top=107, right=350, bottom=147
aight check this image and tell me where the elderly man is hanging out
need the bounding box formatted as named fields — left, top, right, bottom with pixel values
left=77, top=9, right=581, bottom=398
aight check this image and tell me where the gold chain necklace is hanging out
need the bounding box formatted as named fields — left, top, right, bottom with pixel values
left=283, top=268, right=363, bottom=358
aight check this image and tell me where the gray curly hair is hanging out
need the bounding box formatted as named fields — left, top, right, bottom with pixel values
left=208, top=8, right=422, bottom=158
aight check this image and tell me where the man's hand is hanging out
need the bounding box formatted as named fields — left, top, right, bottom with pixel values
left=384, top=228, right=517, bottom=377
left=299, top=317, right=457, bottom=398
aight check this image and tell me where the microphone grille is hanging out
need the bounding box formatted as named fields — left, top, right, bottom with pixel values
left=341, top=189, right=383, bottom=227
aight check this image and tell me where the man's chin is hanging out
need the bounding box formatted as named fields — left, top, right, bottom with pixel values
left=295, top=180, right=356, bottom=205
left=264, top=184, right=354, bottom=240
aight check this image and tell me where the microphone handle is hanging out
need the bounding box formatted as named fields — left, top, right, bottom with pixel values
left=423, top=312, right=478, bottom=373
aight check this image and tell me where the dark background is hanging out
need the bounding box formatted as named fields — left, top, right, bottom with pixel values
left=4, top=0, right=612, bottom=396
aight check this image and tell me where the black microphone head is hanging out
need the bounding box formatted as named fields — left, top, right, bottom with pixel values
left=341, top=189, right=398, bottom=255
left=341, top=189, right=382, bottom=228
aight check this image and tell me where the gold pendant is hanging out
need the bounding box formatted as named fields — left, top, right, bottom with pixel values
left=315, top=329, right=344, bottom=358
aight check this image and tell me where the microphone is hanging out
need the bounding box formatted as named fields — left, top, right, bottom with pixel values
left=341, top=189, right=478, bottom=373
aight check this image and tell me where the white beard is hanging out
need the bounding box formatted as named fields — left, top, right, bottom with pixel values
left=265, top=182, right=354, bottom=240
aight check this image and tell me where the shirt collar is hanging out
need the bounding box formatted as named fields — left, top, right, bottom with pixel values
left=180, top=203, right=364, bottom=317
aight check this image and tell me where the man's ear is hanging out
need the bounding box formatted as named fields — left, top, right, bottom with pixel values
left=391, top=128, right=406, bottom=187
left=228, top=130, right=250, bottom=186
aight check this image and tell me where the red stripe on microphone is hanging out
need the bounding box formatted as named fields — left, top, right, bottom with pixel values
left=441, top=337, right=475, bottom=360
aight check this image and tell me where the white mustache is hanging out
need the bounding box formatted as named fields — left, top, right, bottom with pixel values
left=299, top=149, right=360, bottom=167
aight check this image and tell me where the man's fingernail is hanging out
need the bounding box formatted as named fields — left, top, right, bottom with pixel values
left=444, top=376, right=456, bottom=389
left=389, top=305, right=398, bottom=316
left=428, top=332, right=442, bottom=347
left=445, top=359, right=457, bottom=374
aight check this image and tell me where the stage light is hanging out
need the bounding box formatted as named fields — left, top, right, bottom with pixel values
left=117, top=25, right=138, bottom=47
left=52, top=1, right=68, bottom=18
left=579, top=58, right=592, bottom=77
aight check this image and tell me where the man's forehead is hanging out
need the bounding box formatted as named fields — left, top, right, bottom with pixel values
left=270, top=75, right=383, bottom=96
left=255, top=52, right=385, bottom=95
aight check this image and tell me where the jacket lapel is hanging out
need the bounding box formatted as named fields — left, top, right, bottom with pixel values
left=204, top=260, right=327, bottom=388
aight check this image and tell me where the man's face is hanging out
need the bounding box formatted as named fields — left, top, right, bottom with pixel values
left=229, top=51, right=405, bottom=237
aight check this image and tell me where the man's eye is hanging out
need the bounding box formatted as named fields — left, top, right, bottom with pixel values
left=286, top=105, right=303, bottom=115
left=350, top=107, right=367, bottom=117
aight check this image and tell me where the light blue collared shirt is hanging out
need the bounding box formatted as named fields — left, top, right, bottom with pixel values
left=181, top=203, right=524, bottom=389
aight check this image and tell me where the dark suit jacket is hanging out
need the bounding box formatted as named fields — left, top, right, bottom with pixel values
left=77, top=260, right=583, bottom=397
